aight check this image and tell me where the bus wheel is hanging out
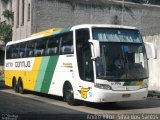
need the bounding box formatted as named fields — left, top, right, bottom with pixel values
left=12, top=79, right=18, bottom=93
left=64, top=83, right=76, bottom=106
left=18, top=80, right=25, bottom=94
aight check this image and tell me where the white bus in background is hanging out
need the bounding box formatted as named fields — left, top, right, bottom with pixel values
left=5, top=24, right=156, bottom=105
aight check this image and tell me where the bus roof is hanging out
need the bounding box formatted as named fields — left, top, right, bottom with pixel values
left=31, top=28, right=63, bottom=36
left=71, top=24, right=138, bottom=30
left=6, top=24, right=138, bottom=46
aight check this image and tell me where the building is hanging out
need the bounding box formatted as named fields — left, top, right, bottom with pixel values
left=12, top=0, right=32, bottom=41
left=12, top=0, right=160, bottom=41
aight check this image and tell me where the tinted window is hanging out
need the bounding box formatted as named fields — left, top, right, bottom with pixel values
left=35, top=38, right=47, bottom=57
left=11, top=45, right=19, bottom=59
left=60, top=32, right=73, bottom=54
left=19, top=42, right=26, bottom=58
left=6, top=32, right=73, bottom=59
left=6, top=45, right=12, bottom=59
left=26, top=41, right=35, bottom=57
left=46, top=36, right=59, bottom=55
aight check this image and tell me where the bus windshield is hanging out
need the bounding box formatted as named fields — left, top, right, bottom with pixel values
left=93, top=28, right=148, bottom=81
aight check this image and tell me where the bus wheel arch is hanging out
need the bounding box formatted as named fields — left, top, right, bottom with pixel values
left=63, top=81, right=77, bottom=106
left=12, top=77, right=18, bottom=93
left=17, top=77, right=25, bottom=94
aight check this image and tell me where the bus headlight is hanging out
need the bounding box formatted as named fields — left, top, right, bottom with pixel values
left=94, top=83, right=112, bottom=90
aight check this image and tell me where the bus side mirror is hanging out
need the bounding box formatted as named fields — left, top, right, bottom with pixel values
left=145, top=42, right=157, bottom=59
left=89, top=40, right=100, bottom=60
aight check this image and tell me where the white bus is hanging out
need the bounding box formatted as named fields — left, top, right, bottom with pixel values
left=5, top=24, right=153, bottom=105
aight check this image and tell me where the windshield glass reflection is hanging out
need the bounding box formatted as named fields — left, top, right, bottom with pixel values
left=96, top=43, right=148, bottom=81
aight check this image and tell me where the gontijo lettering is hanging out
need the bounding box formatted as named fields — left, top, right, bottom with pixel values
left=6, top=61, right=31, bottom=68
left=15, top=61, right=30, bottom=67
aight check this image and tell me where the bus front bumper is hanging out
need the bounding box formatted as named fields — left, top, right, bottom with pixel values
left=92, top=88, right=148, bottom=103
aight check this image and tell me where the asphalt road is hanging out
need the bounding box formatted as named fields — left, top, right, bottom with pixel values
left=1, top=81, right=160, bottom=120
left=0, top=81, right=86, bottom=120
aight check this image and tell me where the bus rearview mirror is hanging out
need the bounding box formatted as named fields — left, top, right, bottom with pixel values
left=89, top=40, right=100, bottom=60
left=145, top=42, right=157, bottom=59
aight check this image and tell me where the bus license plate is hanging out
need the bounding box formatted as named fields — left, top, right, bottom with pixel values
left=122, top=94, right=131, bottom=98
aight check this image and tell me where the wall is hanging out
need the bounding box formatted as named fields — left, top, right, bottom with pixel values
left=144, top=35, right=160, bottom=92
left=11, top=0, right=160, bottom=39
left=31, top=0, right=160, bottom=36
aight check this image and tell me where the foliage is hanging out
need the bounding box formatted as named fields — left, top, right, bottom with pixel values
left=0, top=21, right=12, bottom=44
left=2, top=9, right=13, bottom=20
left=0, top=9, right=13, bottom=44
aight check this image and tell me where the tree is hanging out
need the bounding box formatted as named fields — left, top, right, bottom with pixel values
left=0, top=21, right=12, bottom=44
left=2, top=9, right=13, bottom=21
left=0, top=9, right=13, bottom=44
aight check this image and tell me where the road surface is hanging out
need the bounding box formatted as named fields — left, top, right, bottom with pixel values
left=0, top=81, right=160, bottom=120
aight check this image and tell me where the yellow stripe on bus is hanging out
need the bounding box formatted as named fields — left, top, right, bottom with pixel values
left=5, top=57, right=42, bottom=91
left=26, top=57, right=42, bottom=90
left=31, top=28, right=62, bottom=36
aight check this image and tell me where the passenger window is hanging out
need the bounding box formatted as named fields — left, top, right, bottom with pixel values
left=19, top=43, right=26, bottom=58
left=60, top=32, right=73, bottom=54
left=47, top=36, right=59, bottom=55
left=35, top=38, right=47, bottom=57
left=6, top=45, right=12, bottom=59
left=26, top=41, right=35, bottom=57
left=11, top=45, right=19, bottom=59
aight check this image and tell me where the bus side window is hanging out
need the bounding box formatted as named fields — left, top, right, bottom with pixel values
left=35, top=37, right=47, bottom=57
left=19, top=42, right=26, bottom=58
left=47, top=36, right=59, bottom=56
left=11, top=45, right=19, bottom=59
left=60, top=32, right=73, bottom=55
left=26, top=41, right=35, bottom=57
left=6, top=45, right=12, bottom=59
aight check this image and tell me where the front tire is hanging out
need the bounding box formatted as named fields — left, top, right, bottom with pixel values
left=64, top=83, right=76, bottom=106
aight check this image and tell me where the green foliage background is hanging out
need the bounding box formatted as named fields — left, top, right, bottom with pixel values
left=0, top=9, right=13, bottom=44
left=0, top=21, right=12, bottom=44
